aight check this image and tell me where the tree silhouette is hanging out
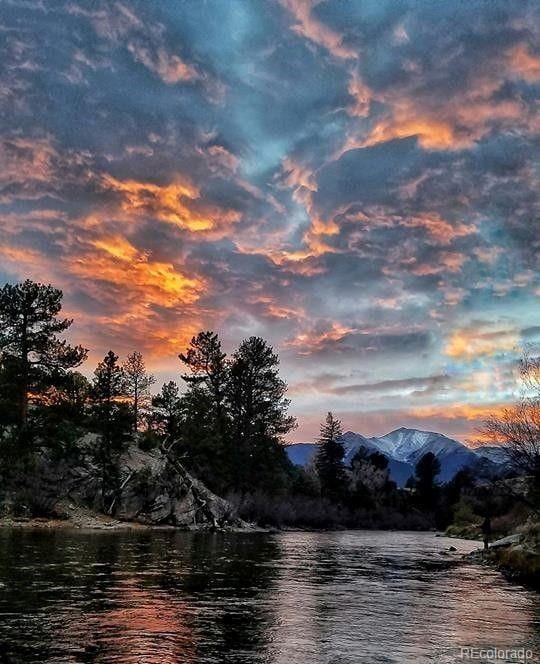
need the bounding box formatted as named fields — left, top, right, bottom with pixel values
left=123, top=351, right=155, bottom=432
left=91, top=351, right=130, bottom=446
left=90, top=351, right=130, bottom=501
left=151, top=381, right=182, bottom=440
left=315, top=412, right=346, bottom=503
left=414, top=451, right=441, bottom=507
left=0, top=280, right=87, bottom=426
left=179, top=331, right=228, bottom=418
left=478, top=351, right=540, bottom=486
left=178, top=331, right=230, bottom=489
left=228, top=336, right=296, bottom=492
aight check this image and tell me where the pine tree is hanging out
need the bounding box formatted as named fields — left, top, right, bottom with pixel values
left=151, top=381, right=182, bottom=440
left=0, top=280, right=87, bottom=426
left=315, top=412, right=347, bottom=502
left=179, top=331, right=228, bottom=422
left=123, top=351, right=155, bottom=432
left=228, top=336, right=296, bottom=493
left=178, top=331, right=230, bottom=489
left=414, top=452, right=441, bottom=507
left=90, top=351, right=130, bottom=504
left=91, top=351, right=129, bottom=448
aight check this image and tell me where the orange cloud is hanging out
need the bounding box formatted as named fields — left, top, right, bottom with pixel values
left=340, top=53, right=536, bottom=155
left=407, top=402, right=509, bottom=423
left=100, top=174, right=241, bottom=234
left=415, top=214, right=477, bottom=245
left=410, top=251, right=467, bottom=276
left=69, top=235, right=204, bottom=308
left=473, top=246, right=503, bottom=265
left=507, top=43, right=540, bottom=82
left=0, top=135, right=67, bottom=202
left=248, top=295, right=305, bottom=320
left=0, top=230, right=209, bottom=360
left=127, top=42, right=199, bottom=84
left=280, top=0, right=357, bottom=60
left=445, top=327, right=519, bottom=360
left=364, top=115, right=458, bottom=151
left=347, top=72, right=372, bottom=117
left=285, top=321, right=354, bottom=354
left=441, top=286, right=467, bottom=307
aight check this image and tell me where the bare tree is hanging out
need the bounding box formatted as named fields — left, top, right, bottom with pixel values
left=478, top=351, right=540, bottom=483
left=123, top=351, right=155, bottom=432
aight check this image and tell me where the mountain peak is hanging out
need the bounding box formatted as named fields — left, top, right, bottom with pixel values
left=285, top=426, right=506, bottom=487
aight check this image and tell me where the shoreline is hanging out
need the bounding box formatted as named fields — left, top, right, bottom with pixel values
left=0, top=515, right=269, bottom=533
left=0, top=517, right=461, bottom=536
left=463, top=529, right=539, bottom=589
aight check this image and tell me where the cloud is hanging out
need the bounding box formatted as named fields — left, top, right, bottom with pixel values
left=279, top=0, right=357, bottom=60
left=285, top=320, right=433, bottom=358
left=68, top=234, right=204, bottom=309
left=507, top=43, right=540, bottom=82
left=445, top=326, right=520, bottom=360
left=326, top=374, right=450, bottom=397
left=0, top=0, right=538, bottom=442
left=99, top=174, right=241, bottom=233
left=127, top=42, right=199, bottom=84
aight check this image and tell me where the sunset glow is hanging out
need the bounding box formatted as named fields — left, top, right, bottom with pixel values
left=0, top=0, right=538, bottom=442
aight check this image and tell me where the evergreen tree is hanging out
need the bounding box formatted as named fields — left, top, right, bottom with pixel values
left=90, top=351, right=130, bottom=504
left=151, top=381, right=182, bottom=440
left=91, top=351, right=130, bottom=449
left=123, top=351, right=155, bottom=432
left=0, top=280, right=87, bottom=426
left=228, top=336, right=296, bottom=493
left=414, top=451, right=441, bottom=507
left=178, top=332, right=230, bottom=489
left=176, top=385, right=228, bottom=489
left=315, top=412, right=347, bottom=502
left=179, top=331, right=228, bottom=419
left=31, top=371, right=92, bottom=457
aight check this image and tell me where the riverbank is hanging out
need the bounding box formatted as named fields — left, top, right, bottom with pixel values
left=0, top=499, right=262, bottom=532
left=465, top=524, right=540, bottom=588
left=0, top=501, right=167, bottom=530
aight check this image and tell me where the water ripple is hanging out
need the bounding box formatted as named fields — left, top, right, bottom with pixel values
left=0, top=530, right=537, bottom=663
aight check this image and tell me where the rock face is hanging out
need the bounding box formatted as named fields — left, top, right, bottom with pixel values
left=2, top=437, right=241, bottom=529
left=113, top=446, right=237, bottom=527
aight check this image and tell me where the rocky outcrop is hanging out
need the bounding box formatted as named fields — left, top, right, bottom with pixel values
left=1, top=437, right=242, bottom=529
left=466, top=525, right=540, bottom=588
left=112, top=446, right=238, bottom=527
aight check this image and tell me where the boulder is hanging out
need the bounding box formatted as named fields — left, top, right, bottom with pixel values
left=4, top=439, right=242, bottom=529
left=489, top=533, right=523, bottom=549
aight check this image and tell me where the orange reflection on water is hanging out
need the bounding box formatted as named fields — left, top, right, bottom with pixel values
left=81, top=579, right=197, bottom=664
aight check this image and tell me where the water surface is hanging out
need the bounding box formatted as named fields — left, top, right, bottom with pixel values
left=0, top=530, right=537, bottom=663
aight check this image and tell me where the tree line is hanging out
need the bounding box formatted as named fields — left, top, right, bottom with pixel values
left=0, top=280, right=299, bottom=498
left=0, top=279, right=537, bottom=530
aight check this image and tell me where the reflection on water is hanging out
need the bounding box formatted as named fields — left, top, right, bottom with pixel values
left=0, top=530, right=537, bottom=663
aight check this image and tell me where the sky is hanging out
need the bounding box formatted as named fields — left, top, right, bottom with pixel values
left=0, top=0, right=539, bottom=443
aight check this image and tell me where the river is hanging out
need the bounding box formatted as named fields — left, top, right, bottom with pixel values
left=0, top=529, right=537, bottom=663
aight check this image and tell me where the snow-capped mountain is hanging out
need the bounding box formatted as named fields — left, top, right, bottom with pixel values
left=472, top=444, right=510, bottom=465
left=374, top=427, right=438, bottom=462
left=285, top=427, right=507, bottom=486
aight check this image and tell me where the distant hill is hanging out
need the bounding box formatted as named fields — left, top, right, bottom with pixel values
left=285, top=427, right=506, bottom=486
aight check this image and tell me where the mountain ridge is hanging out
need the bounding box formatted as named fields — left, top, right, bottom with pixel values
left=285, top=426, right=507, bottom=486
